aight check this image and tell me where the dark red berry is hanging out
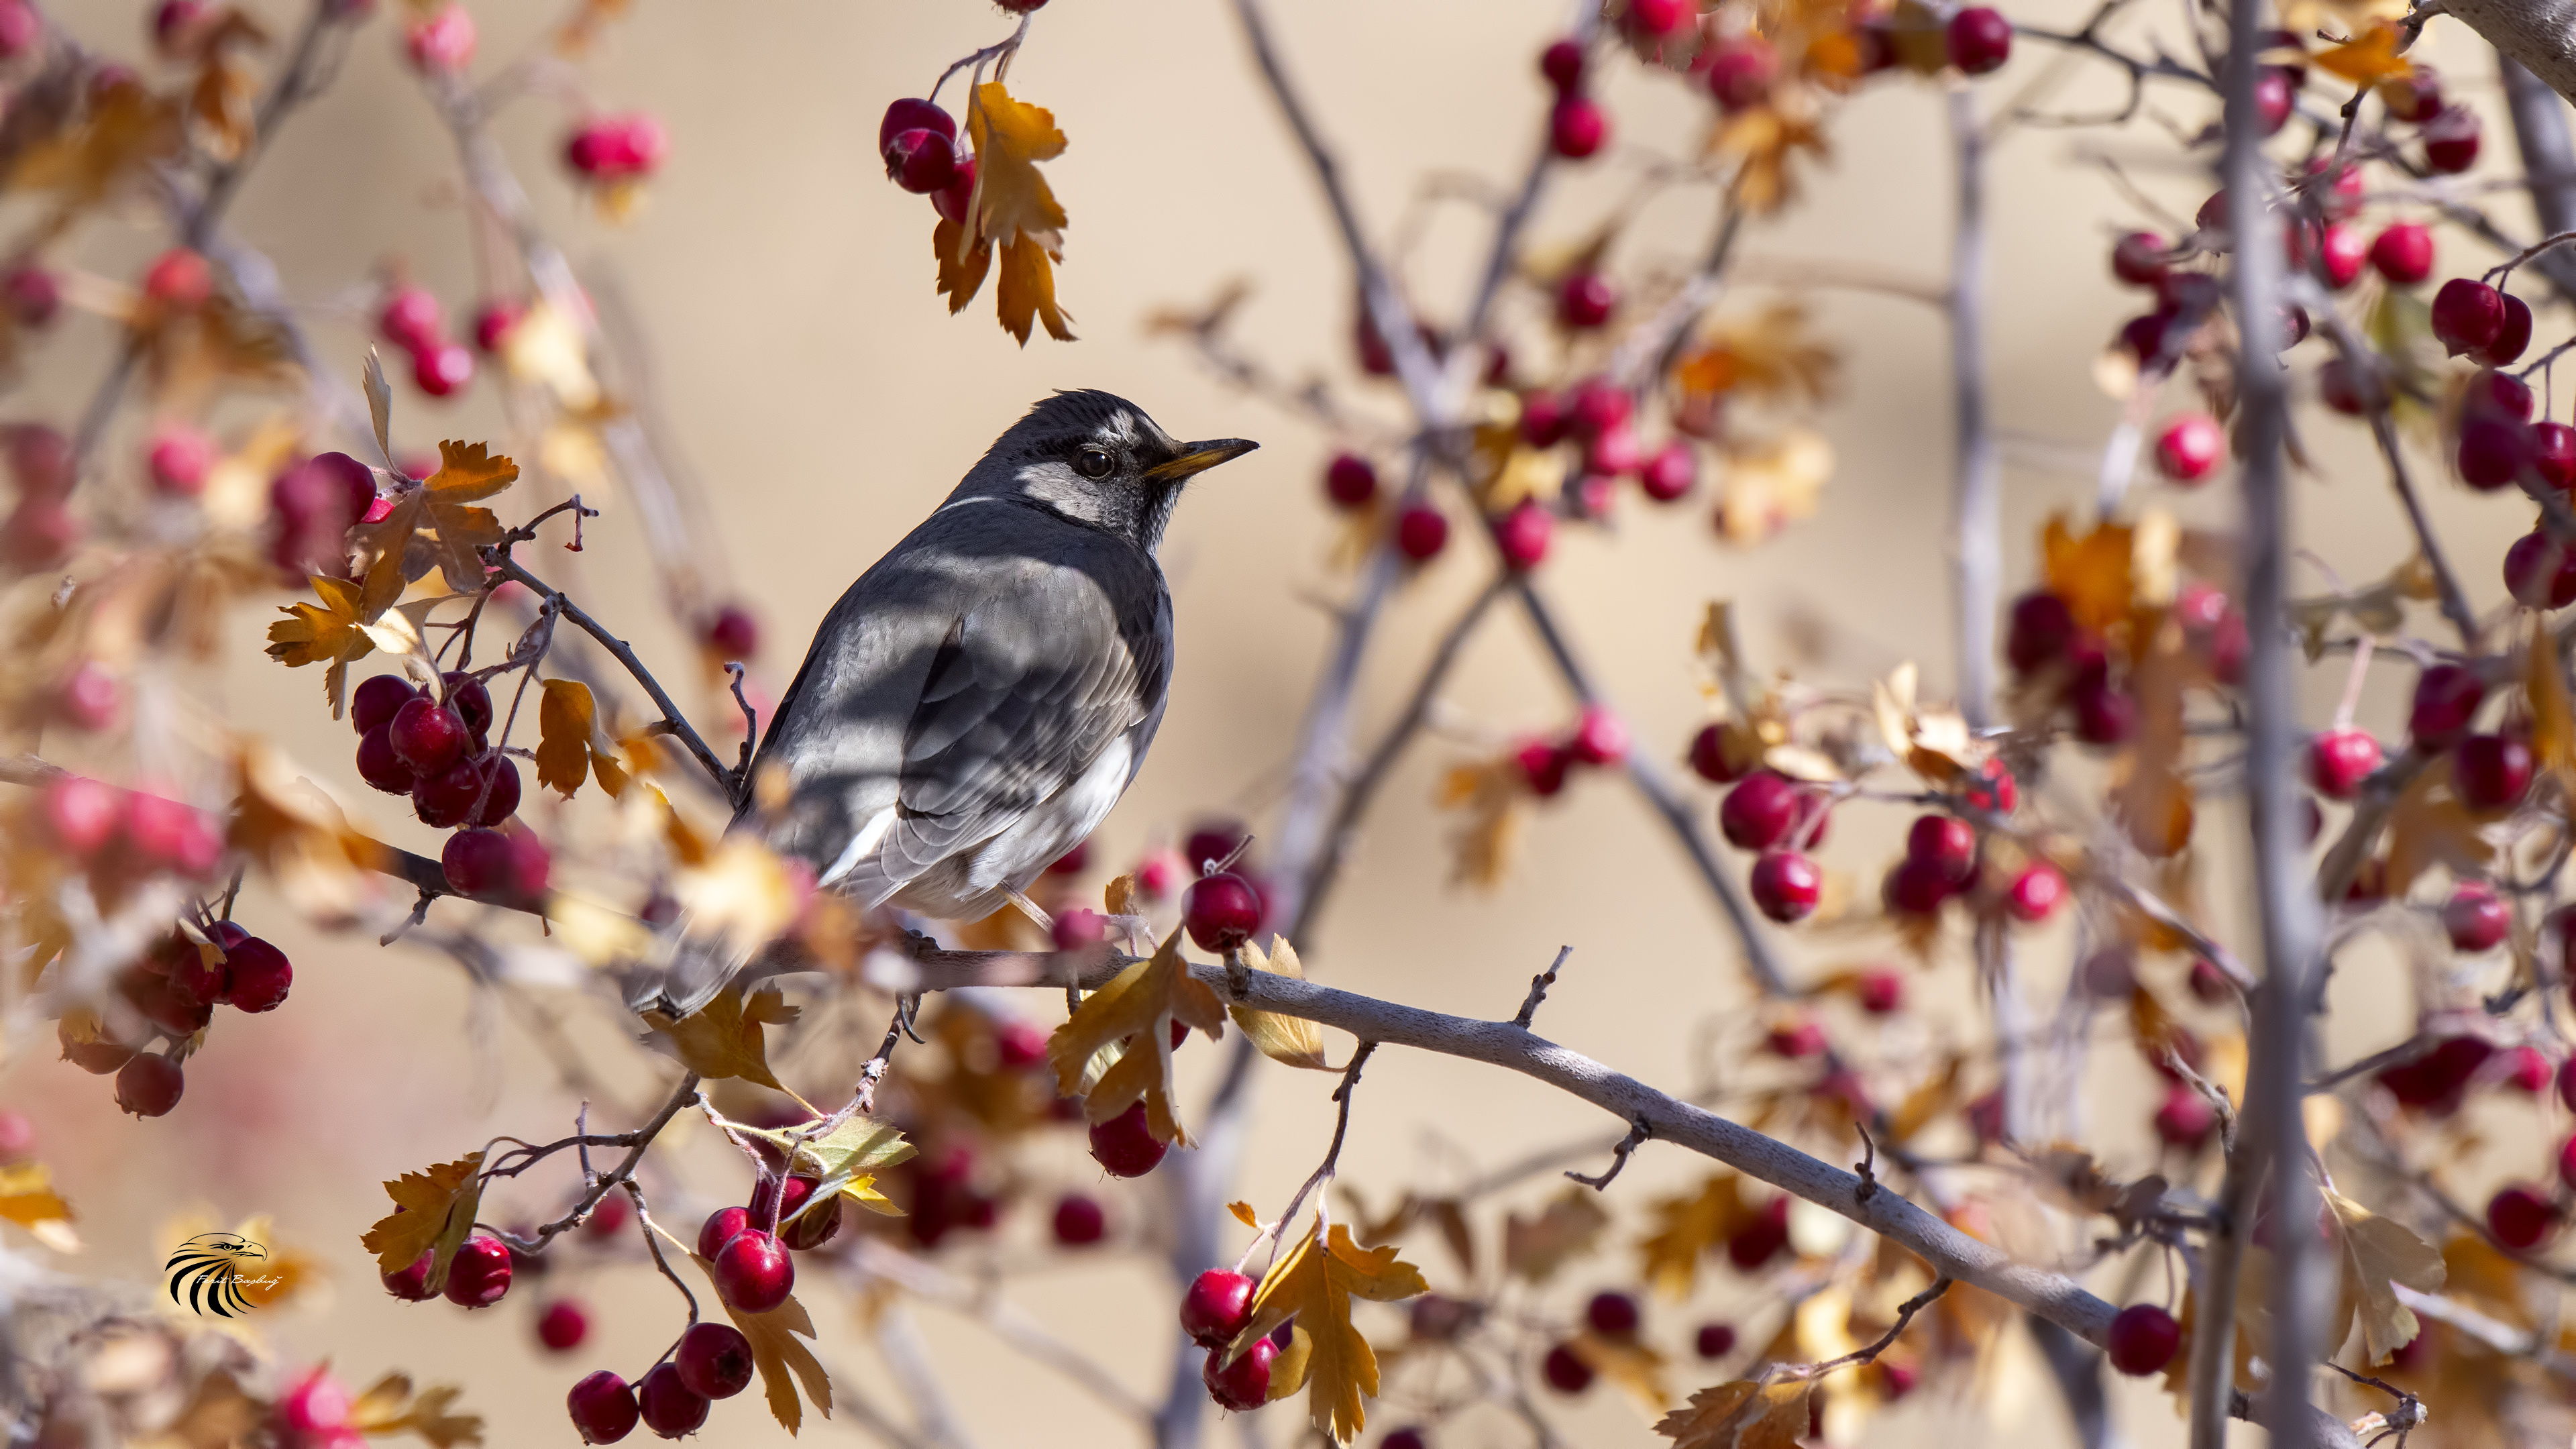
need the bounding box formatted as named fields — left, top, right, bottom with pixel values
left=1750, top=850, right=1822, bottom=923
left=877, top=97, right=955, bottom=153
left=536, top=1300, right=588, bottom=1351
left=1183, top=872, right=1261, bottom=953
left=2467, top=367, right=2536, bottom=421
left=674, top=1322, right=755, bottom=1399
left=885, top=127, right=957, bottom=193
left=1640, top=441, right=1697, bottom=501
left=696, top=1205, right=749, bottom=1260
left=1946, top=6, right=2011, bottom=73
left=2534, top=423, right=2576, bottom=490
left=2408, top=664, right=2485, bottom=748
left=1539, top=38, right=1585, bottom=92
left=568, top=1371, right=639, bottom=1445
left=2445, top=883, right=2511, bottom=951
left=221, top=936, right=291, bottom=1012
left=1181, top=1269, right=1256, bottom=1347
left=1695, top=1322, right=1738, bottom=1359
left=1584, top=1291, right=1640, bottom=1337
left=352, top=674, right=419, bottom=735
left=2455, top=733, right=2533, bottom=812
left=1203, top=1339, right=1276, bottom=1411
left=1705, top=36, right=1778, bottom=110
left=389, top=698, right=469, bottom=775
left=443, top=1234, right=512, bottom=1308
left=1393, top=505, right=1448, bottom=561
left=1726, top=1197, right=1791, bottom=1270
left=712, top=1228, right=793, bottom=1312
left=2477, top=292, right=2534, bottom=367
left=2506, top=530, right=2576, bottom=609
left=2106, top=1303, right=2181, bottom=1375
left=1322, top=453, right=1377, bottom=510
left=1688, top=723, right=1747, bottom=784
left=1052, top=1193, right=1106, bottom=1246
left=2153, top=1083, right=2216, bottom=1147
left=383, top=1250, right=435, bottom=1301
left=636, top=1362, right=708, bottom=1439
left=1883, top=857, right=1953, bottom=916
left=1550, top=96, right=1607, bottom=160
left=1494, top=501, right=1552, bottom=569
left=2110, top=231, right=2167, bottom=288
left=117, top=1055, right=188, bottom=1117
left=1089, top=1100, right=1167, bottom=1178
left=2488, top=1183, right=2557, bottom=1250
left=1556, top=272, right=1615, bottom=330
left=1720, top=771, right=1811, bottom=851
left=1856, top=968, right=1904, bottom=1014
left=2005, top=592, right=2077, bottom=673
left=442, top=826, right=529, bottom=898
left=1541, top=1342, right=1594, bottom=1394
left=380, top=286, right=443, bottom=354
left=2424, top=103, right=2482, bottom=172
left=1907, top=814, right=1978, bottom=881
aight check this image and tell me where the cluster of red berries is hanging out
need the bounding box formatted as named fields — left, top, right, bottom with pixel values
left=2381, top=63, right=2482, bottom=175
left=38, top=772, right=224, bottom=881
left=1532, top=377, right=1703, bottom=515
left=268, top=449, right=376, bottom=582
left=1510, top=704, right=1631, bottom=798
left=60, top=922, right=290, bottom=1118
left=377, top=282, right=481, bottom=400
left=2010, top=579, right=2246, bottom=745
left=347, top=672, right=551, bottom=900
left=878, top=97, right=979, bottom=229
left=564, top=113, right=669, bottom=187
left=1538, top=36, right=1607, bottom=160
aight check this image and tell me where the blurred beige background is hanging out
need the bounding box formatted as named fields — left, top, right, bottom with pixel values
left=5, top=0, right=2561, bottom=1444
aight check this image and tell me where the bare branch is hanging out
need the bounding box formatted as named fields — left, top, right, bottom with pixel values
left=493, top=556, right=736, bottom=801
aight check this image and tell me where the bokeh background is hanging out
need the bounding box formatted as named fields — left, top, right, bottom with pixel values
left=4, top=0, right=2555, bottom=1444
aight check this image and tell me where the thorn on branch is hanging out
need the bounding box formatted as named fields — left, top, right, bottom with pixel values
left=1854, top=1122, right=1879, bottom=1204
left=1566, top=1114, right=1652, bottom=1192
left=727, top=661, right=758, bottom=781
left=1512, top=945, right=1574, bottom=1029
left=380, top=887, right=438, bottom=947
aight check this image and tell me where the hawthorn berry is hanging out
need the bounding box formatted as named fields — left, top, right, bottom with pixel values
left=2105, top=1304, right=2181, bottom=1376
left=1519, top=390, right=1569, bottom=447
left=2423, top=104, right=2482, bottom=172
left=1627, top=0, right=1691, bottom=38
left=696, top=1205, right=750, bottom=1260
left=584, top=1191, right=632, bottom=1241
left=1727, top=1197, right=1792, bottom=1269
left=1766, top=1016, right=1828, bottom=1059
left=1052, top=908, right=1108, bottom=951
left=1855, top=967, right=1905, bottom=1015
left=674, top=1322, right=755, bottom=1400
left=2445, top=883, right=2512, bottom=952
left=2504, top=1045, right=2553, bottom=1093
left=1883, top=859, right=1953, bottom=916
left=1182, top=1269, right=1256, bottom=1346
left=2488, top=1183, right=2557, bottom=1250
left=1720, top=771, right=1815, bottom=851
left=1689, top=723, right=1748, bottom=784
left=2004, top=591, right=2077, bottom=674
left=1383, top=1430, right=1429, bottom=1449
left=567, top=1371, right=639, bottom=1444
left=932, top=156, right=979, bottom=227
left=146, top=425, right=216, bottom=497
left=472, top=300, right=522, bottom=354
left=635, top=1363, right=709, bottom=1439
left=2408, top=663, right=2486, bottom=748
left=1549, top=96, right=1608, bottom=160
left=2478, top=292, right=2534, bottom=367
left=142, top=248, right=213, bottom=310
left=447, top=671, right=497, bottom=735
left=1052, top=1192, right=1107, bottom=1246
left=2006, top=862, right=2067, bottom=922
left=1204, top=1338, right=1277, bottom=1411
left=1568, top=378, right=1632, bottom=436
left=1705, top=37, right=1778, bottom=111
left=389, top=697, right=470, bottom=775
left=1907, top=814, right=1978, bottom=883
left=3, top=266, right=59, bottom=327
left=2153, top=1083, right=2216, bottom=1148
left=2506, top=530, right=2576, bottom=609
left=883, top=123, right=957, bottom=194
left=2467, top=367, right=2536, bottom=421
left=1556, top=272, right=1615, bottom=330
left=379, top=286, right=443, bottom=354
left=1749, top=850, right=1823, bottom=923
left=404, top=3, right=474, bottom=72
left=1695, top=1322, right=1738, bottom=1359
left=2253, top=68, right=2294, bottom=133
left=2152, top=413, right=2223, bottom=483
left=536, top=1300, right=588, bottom=1352
left=1540, top=1342, right=1595, bottom=1394
left=2302, top=728, right=2381, bottom=799
left=2379, top=1036, right=2494, bottom=1112
left=1946, top=6, right=2011, bottom=74
left=43, top=775, right=121, bottom=855
left=1089, top=1099, right=1167, bottom=1178
left=1568, top=706, right=1627, bottom=766
left=1183, top=871, right=1261, bottom=952
left=2110, top=231, right=2167, bottom=288
left=1393, top=504, right=1448, bottom=561
left=413, top=341, right=474, bottom=398
left=382, top=1250, right=435, bottom=1301
left=2455, top=733, right=2534, bottom=812
left=445, top=1233, right=513, bottom=1307
left=2431, top=278, right=2504, bottom=356
left=2368, top=223, right=2434, bottom=284
left=1539, top=38, right=1585, bottom=92
left=1322, top=452, right=1377, bottom=511
left=1584, top=1290, right=1640, bottom=1337
left=2534, top=423, right=2576, bottom=490
left=1494, top=500, right=1553, bottom=569
left=1640, top=441, right=1697, bottom=501
left=54, top=662, right=120, bottom=732
left=712, top=1228, right=793, bottom=1313
left=2316, top=223, right=2366, bottom=289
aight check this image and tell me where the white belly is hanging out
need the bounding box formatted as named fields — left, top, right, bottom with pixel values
left=888, top=733, right=1139, bottom=920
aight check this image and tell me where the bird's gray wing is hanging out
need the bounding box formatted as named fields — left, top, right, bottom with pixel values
left=858, top=557, right=1164, bottom=896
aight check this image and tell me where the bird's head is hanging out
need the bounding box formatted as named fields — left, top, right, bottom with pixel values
left=972, top=390, right=1257, bottom=551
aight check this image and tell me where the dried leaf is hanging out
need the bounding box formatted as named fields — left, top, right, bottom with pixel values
left=641, top=983, right=800, bottom=1091
left=2383, top=755, right=2494, bottom=895
left=996, top=233, right=1074, bottom=345
left=2328, top=1189, right=2446, bottom=1364
left=1577, top=1332, right=1673, bottom=1414
left=932, top=217, right=993, bottom=314
left=2528, top=620, right=2576, bottom=792
left=1638, top=1173, right=1751, bottom=1299
left=1224, top=1217, right=1430, bottom=1444
left=363, top=348, right=394, bottom=463
left=228, top=742, right=385, bottom=920
left=536, top=678, right=597, bottom=798
left=1505, top=1187, right=1610, bottom=1283
left=347, top=1375, right=484, bottom=1448
left=1654, top=1376, right=1815, bottom=1449
left=2043, top=514, right=2135, bottom=633
left=1230, top=936, right=1330, bottom=1069
left=1046, top=927, right=1226, bottom=1146
left=736, top=1114, right=916, bottom=1219
left=264, top=574, right=375, bottom=719
left=347, top=440, right=519, bottom=621
left=1438, top=757, right=1531, bottom=888
left=1713, top=429, right=1831, bottom=544
left=0, top=1162, right=75, bottom=1252
left=2315, top=21, right=2412, bottom=84
left=1675, top=304, right=1839, bottom=406
left=358, top=1152, right=484, bottom=1293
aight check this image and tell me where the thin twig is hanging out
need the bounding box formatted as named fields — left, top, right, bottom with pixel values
left=1511, top=945, right=1575, bottom=1029
left=493, top=555, right=735, bottom=801
left=2368, top=412, right=2480, bottom=649
left=1273, top=1041, right=1380, bottom=1239
left=1564, top=1115, right=1651, bottom=1191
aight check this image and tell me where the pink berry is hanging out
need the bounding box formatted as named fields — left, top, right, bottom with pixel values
left=1705, top=37, right=1778, bottom=111
left=1568, top=706, right=1627, bottom=766
left=1640, top=441, right=1696, bottom=501
left=146, top=425, right=217, bottom=496
left=443, top=1234, right=512, bottom=1308
left=2153, top=1083, right=2216, bottom=1148
left=1750, top=850, right=1823, bottom=923
left=2, top=266, right=57, bottom=327
left=567, top=1371, right=639, bottom=1444
left=1946, top=7, right=2012, bottom=74
left=1627, top=0, right=1690, bottom=37
left=2505, top=1045, right=2551, bottom=1093
left=2006, top=862, right=2067, bottom=922
left=2303, top=729, right=2381, bottom=800
left=413, top=341, right=474, bottom=398
left=1323, top=452, right=1377, bottom=510
left=42, top=775, right=121, bottom=855
left=712, top=1229, right=794, bottom=1313
left=379, top=286, right=443, bottom=354
left=674, top=1322, right=755, bottom=1399
left=2253, top=68, right=2294, bottom=134
left=2368, top=223, right=2433, bottom=284
left=276, top=1367, right=351, bottom=1436
left=2153, top=413, right=2224, bottom=483
left=1550, top=96, right=1608, bottom=160
left=2317, top=223, right=2366, bottom=289
left=1494, top=501, right=1553, bottom=569
left=1856, top=969, right=1906, bottom=1013
left=1393, top=505, right=1448, bottom=561
left=54, top=661, right=119, bottom=731
left=1766, top=1016, right=1828, bottom=1058
left=2106, top=1303, right=2182, bottom=1375
left=404, top=4, right=474, bottom=72
left=471, top=300, right=521, bottom=354
left=142, top=248, right=212, bottom=309
left=1556, top=272, right=1615, bottom=330
left=1089, top=1100, right=1167, bottom=1178
left=1181, top=1269, right=1255, bottom=1347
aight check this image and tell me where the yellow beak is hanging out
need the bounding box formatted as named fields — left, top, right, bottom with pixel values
left=1144, top=438, right=1260, bottom=481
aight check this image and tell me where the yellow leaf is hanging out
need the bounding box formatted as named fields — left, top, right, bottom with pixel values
left=1224, top=1218, right=1430, bottom=1444
left=1637, top=1173, right=1750, bottom=1299
left=358, top=1152, right=485, bottom=1293
left=641, top=983, right=798, bottom=1091
left=1713, top=429, right=1831, bottom=544
left=264, top=574, right=376, bottom=718
left=2315, top=21, right=2413, bottom=85
left=1230, top=936, right=1331, bottom=1070
left=1046, top=927, right=1226, bottom=1145
left=995, top=233, right=1075, bottom=345
left=688, top=1256, right=834, bottom=1433
left=537, top=678, right=597, bottom=798
left=1577, top=1332, right=1674, bottom=1414
left=1654, top=1376, right=1815, bottom=1449
left=0, top=1161, right=75, bottom=1251
left=966, top=82, right=1067, bottom=250
left=2043, top=514, right=2135, bottom=634
left=2529, top=619, right=2576, bottom=791
left=347, top=440, right=519, bottom=619
left=2328, top=1189, right=2446, bottom=1364
left=735, top=1115, right=916, bottom=1220
left=1229, top=1201, right=1260, bottom=1228
left=1438, top=757, right=1532, bottom=888
left=2383, top=755, right=2494, bottom=895
left=347, top=1375, right=484, bottom=1448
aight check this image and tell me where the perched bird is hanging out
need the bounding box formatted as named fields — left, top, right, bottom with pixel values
left=627, top=390, right=1256, bottom=1017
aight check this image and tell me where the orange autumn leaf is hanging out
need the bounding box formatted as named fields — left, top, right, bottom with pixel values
left=2043, top=514, right=2134, bottom=634
left=2316, top=21, right=2414, bottom=85
left=348, top=440, right=519, bottom=621
left=1045, top=926, right=1226, bottom=1146
left=1655, top=1375, right=1815, bottom=1449
left=936, top=80, right=1074, bottom=345
left=1223, top=1217, right=1429, bottom=1444
left=932, top=217, right=992, bottom=315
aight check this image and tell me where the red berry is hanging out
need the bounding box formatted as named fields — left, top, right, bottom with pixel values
left=1383, top=1430, right=1428, bottom=1449
left=1322, top=453, right=1377, bottom=510
left=3, top=266, right=60, bottom=327
left=2303, top=729, right=2381, bottom=800
left=2477, top=292, right=2534, bottom=367
left=2506, top=530, right=2576, bottom=609
left=2424, top=104, right=2482, bottom=172
left=2316, top=223, right=2366, bottom=289
left=441, top=826, right=527, bottom=898
left=445, top=1233, right=513, bottom=1308
left=1627, top=0, right=1690, bottom=38
left=1520, top=390, right=1569, bottom=447
left=2534, top=423, right=2576, bottom=490
left=2006, top=863, right=2067, bottom=923
left=712, top=1228, right=794, bottom=1312
left=1907, top=814, right=1978, bottom=881
left=382, top=1250, right=434, bottom=1301
left=2467, top=367, right=2536, bottom=421
left=142, top=248, right=212, bottom=309
left=536, top=1300, right=588, bottom=1352
left=1883, top=857, right=1953, bottom=916
left=2153, top=1082, right=2216, bottom=1148
left=2408, top=664, right=2485, bottom=748
left=1089, top=1099, right=1167, bottom=1178
left=583, top=1191, right=632, bottom=1241
left=2153, top=413, right=2224, bottom=483
left=1750, top=850, right=1823, bottom=923
left=1181, top=1269, right=1256, bottom=1347
left=1856, top=968, right=1904, bottom=1014
left=1183, top=871, right=1261, bottom=953
left=42, top=775, right=121, bottom=855
left=1727, top=1197, right=1791, bottom=1269
left=568, top=1371, right=639, bottom=1444
left=1568, top=706, right=1627, bottom=766
left=2368, top=223, right=2433, bottom=284
left=1556, top=272, right=1616, bottom=330
left=2489, top=1183, right=2557, bottom=1250
left=932, top=155, right=979, bottom=227
left=2432, top=278, right=2505, bottom=356
left=1393, top=505, right=1448, bottom=561
left=2385, top=65, right=2443, bottom=120
left=696, top=1205, right=749, bottom=1260
left=2506, top=1045, right=2552, bottom=1093
left=674, top=1322, right=755, bottom=1399
left=2559, top=1056, right=2576, bottom=1114
left=1584, top=1290, right=1640, bottom=1337
left=884, top=127, right=957, bottom=194
left=2106, top=1303, right=2181, bottom=1375
left=1639, top=441, right=1697, bottom=501
left=125, top=793, right=221, bottom=875
left=2379, top=1036, right=2494, bottom=1111
left=877, top=98, right=957, bottom=152
left=2455, top=733, right=2534, bottom=812
left=1688, top=723, right=1747, bottom=784
left=2110, top=231, right=2167, bottom=288
left=472, top=300, right=522, bottom=354
left=1550, top=96, right=1608, bottom=160
left=1721, top=772, right=1813, bottom=851
left=1494, top=501, right=1552, bottom=569
left=2005, top=591, right=2077, bottom=673
left=1570, top=378, right=1632, bottom=436
left=389, top=698, right=470, bottom=775
left=1203, top=1338, right=1277, bottom=1411
left=146, top=425, right=217, bottom=497
left=413, top=341, right=474, bottom=398
left=1695, top=1322, right=1738, bottom=1359
left=635, top=1362, right=708, bottom=1439
left=2445, top=884, right=2511, bottom=951
left=380, top=286, right=443, bottom=354
left=223, top=936, right=294, bottom=1012
left=1766, top=1016, right=1828, bottom=1059
left=2253, top=68, right=2294, bottom=134
left=1539, top=38, right=1585, bottom=91
left=1052, top=908, right=1108, bottom=951
left=1946, top=7, right=2012, bottom=74
left=1541, top=1342, right=1595, bottom=1394
left=1705, top=37, right=1778, bottom=111
left=1051, top=1193, right=1106, bottom=1246
left=405, top=3, right=474, bottom=70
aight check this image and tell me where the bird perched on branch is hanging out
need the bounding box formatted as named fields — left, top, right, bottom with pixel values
left=626, top=390, right=1256, bottom=1018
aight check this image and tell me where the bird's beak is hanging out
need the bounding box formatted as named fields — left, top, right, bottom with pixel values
left=1144, top=438, right=1259, bottom=481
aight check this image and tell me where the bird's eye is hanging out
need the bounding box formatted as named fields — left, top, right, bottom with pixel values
left=1074, top=446, right=1115, bottom=479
